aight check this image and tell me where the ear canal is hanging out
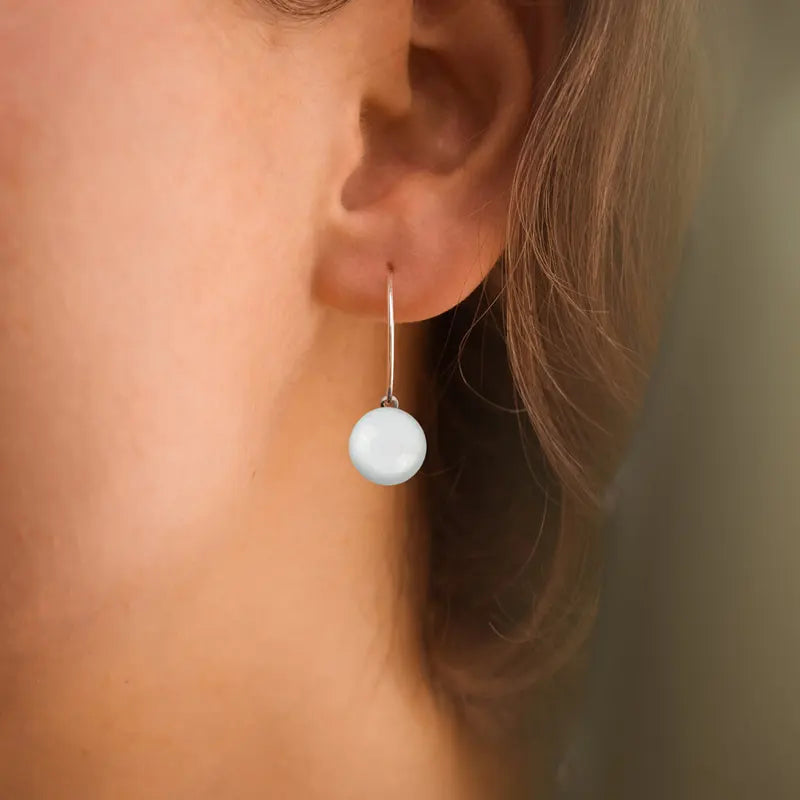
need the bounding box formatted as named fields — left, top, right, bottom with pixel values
left=404, top=46, right=494, bottom=173
left=341, top=45, right=493, bottom=212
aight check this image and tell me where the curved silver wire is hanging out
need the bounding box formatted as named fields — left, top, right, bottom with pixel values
left=380, top=270, right=398, bottom=408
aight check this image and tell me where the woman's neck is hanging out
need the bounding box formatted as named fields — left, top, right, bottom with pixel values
left=1, top=310, right=509, bottom=798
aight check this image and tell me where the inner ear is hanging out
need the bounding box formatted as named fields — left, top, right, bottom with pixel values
left=342, top=45, right=495, bottom=211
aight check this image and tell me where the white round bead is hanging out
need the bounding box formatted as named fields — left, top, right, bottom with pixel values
left=348, top=407, right=427, bottom=486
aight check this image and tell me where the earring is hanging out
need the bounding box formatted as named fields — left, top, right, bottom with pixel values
left=348, top=270, right=427, bottom=486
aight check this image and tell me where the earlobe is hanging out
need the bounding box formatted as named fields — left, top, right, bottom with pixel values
left=313, top=0, right=557, bottom=324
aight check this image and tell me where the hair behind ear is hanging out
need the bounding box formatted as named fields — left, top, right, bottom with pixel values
left=421, top=0, right=705, bottom=749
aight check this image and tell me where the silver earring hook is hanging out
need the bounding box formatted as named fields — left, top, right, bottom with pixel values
left=381, top=269, right=399, bottom=409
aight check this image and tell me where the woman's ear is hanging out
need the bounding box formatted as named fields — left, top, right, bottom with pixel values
left=313, top=0, right=564, bottom=323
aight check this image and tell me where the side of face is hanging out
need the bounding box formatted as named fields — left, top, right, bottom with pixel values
left=0, top=0, right=551, bottom=638
left=0, top=0, right=412, bottom=610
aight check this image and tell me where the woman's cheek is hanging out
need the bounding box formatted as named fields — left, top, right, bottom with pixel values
left=0, top=1, right=330, bottom=619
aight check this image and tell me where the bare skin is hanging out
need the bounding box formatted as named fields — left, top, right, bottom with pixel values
left=0, top=1, right=560, bottom=795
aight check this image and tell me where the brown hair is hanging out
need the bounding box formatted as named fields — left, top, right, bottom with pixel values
left=422, top=0, right=703, bottom=738
left=271, top=0, right=704, bottom=743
